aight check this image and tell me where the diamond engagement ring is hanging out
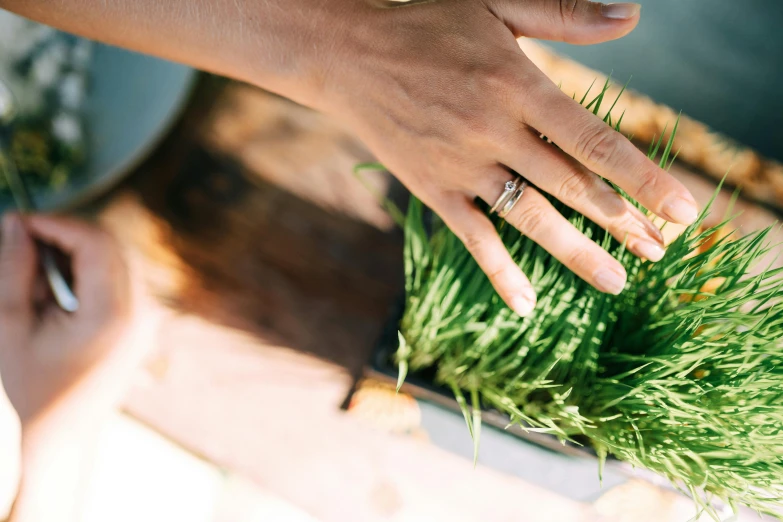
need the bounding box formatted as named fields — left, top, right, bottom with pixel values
left=490, top=176, right=528, bottom=219
left=490, top=178, right=520, bottom=214
left=497, top=179, right=527, bottom=219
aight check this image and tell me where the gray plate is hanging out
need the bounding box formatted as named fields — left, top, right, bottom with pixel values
left=1, top=42, right=197, bottom=212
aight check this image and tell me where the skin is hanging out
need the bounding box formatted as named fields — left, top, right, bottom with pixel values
left=0, top=214, right=137, bottom=522
left=0, top=0, right=699, bottom=315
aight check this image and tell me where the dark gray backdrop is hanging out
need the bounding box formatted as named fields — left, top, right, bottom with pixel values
left=547, top=0, right=783, bottom=162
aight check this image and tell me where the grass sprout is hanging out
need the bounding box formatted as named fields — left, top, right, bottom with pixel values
left=389, top=81, right=783, bottom=519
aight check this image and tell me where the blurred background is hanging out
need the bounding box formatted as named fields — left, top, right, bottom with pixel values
left=548, top=0, right=783, bottom=164
left=0, top=2, right=781, bottom=521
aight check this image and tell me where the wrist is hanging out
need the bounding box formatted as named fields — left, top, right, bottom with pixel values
left=12, top=420, right=103, bottom=522
left=20, top=406, right=108, bottom=462
left=0, top=400, right=21, bottom=521
left=241, top=0, right=369, bottom=109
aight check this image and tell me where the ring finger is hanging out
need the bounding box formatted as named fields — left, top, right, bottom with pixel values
left=476, top=169, right=628, bottom=295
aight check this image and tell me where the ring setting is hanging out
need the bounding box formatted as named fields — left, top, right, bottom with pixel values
left=491, top=175, right=528, bottom=219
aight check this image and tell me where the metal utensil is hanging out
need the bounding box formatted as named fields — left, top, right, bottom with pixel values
left=0, top=80, right=80, bottom=313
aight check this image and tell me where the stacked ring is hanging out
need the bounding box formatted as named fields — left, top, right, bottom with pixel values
left=490, top=176, right=528, bottom=219
left=490, top=178, right=520, bottom=214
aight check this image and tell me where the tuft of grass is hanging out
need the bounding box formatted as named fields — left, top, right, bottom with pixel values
left=385, top=81, right=783, bottom=519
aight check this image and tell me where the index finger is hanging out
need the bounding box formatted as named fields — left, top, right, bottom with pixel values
left=0, top=214, right=37, bottom=320
left=521, top=80, right=698, bottom=225
left=24, top=215, right=108, bottom=257
left=24, top=215, right=125, bottom=315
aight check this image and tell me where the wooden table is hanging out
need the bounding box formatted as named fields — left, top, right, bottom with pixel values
left=92, top=76, right=589, bottom=522
left=92, top=73, right=779, bottom=522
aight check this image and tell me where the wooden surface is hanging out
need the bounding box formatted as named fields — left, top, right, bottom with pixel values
left=94, top=76, right=604, bottom=522
left=106, top=77, right=404, bottom=372
left=92, top=75, right=779, bottom=522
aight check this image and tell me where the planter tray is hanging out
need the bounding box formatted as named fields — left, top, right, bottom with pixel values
left=362, top=296, right=703, bottom=504
left=366, top=295, right=596, bottom=459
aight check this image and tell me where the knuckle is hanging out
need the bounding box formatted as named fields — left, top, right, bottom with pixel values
left=565, top=247, right=593, bottom=271
left=461, top=230, right=486, bottom=255
left=513, top=76, right=555, bottom=125
left=575, top=124, right=620, bottom=167
left=557, top=171, right=595, bottom=203
left=559, top=0, right=580, bottom=23
left=484, top=263, right=510, bottom=284
left=635, top=169, right=660, bottom=198
left=513, top=203, right=548, bottom=236
left=481, top=64, right=517, bottom=96
left=612, top=209, right=644, bottom=237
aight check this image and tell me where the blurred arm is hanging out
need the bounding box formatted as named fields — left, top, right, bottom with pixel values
left=7, top=420, right=103, bottom=522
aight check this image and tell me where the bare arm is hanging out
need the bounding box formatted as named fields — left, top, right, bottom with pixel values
left=0, top=0, right=699, bottom=314
left=0, top=215, right=137, bottom=522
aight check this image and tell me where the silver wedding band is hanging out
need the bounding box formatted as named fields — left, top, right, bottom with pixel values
left=491, top=176, right=528, bottom=219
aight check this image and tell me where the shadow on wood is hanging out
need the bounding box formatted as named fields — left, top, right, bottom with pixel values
left=121, top=76, right=405, bottom=373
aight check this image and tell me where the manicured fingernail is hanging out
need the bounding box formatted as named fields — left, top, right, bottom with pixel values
left=510, top=294, right=536, bottom=317
left=629, top=214, right=665, bottom=244
left=601, top=3, right=641, bottom=19
left=634, top=240, right=665, bottom=262
left=663, top=197, right=698, bottom=225
left=594, top=267, right=626, bottom=295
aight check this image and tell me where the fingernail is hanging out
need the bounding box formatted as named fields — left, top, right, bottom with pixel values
left=642, top=217, right=665, bottom=244
left=634, top=240, right=665, bottom=262
left=510, top=294, right=536, bottom=317
left=594, top=267, right=626, bottom=295
left=629, top=213, right=665, bottom=244
left=662, top=197, right=698, bottom=225
left=601, top=3, right=641, bottom=19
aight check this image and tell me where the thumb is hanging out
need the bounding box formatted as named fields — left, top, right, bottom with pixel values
left=490, top=0, right=641, bottom=45
left=0, top=214, right=37, bottom=320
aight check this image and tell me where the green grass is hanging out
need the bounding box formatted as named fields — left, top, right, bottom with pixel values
left=364, top=81, right=783, bottom=519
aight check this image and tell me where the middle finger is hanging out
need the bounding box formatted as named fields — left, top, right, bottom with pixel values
left=499, top=131, right=666, bottom=262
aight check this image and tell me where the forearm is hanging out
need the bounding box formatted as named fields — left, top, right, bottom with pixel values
left=0, top=0, right=351, bottom=104
left=0, top=394, right=21, bottom=521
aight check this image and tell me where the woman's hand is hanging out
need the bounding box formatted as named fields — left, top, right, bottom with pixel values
left=309, top=0, right=696, bottom=315
left=0, top=213, right=133, bottom=435
left=0, top=0, right=698, bottom=317
left=0, top=213, right=140, bottom=522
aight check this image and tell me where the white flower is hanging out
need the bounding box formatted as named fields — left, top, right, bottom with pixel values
left=31, top=49, right=64, bottom=88
left=71, top=40, right=93, bottom=69
left=51, top=112, right=83, bottom=145
left=59, top=73, right=86, bottom=110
